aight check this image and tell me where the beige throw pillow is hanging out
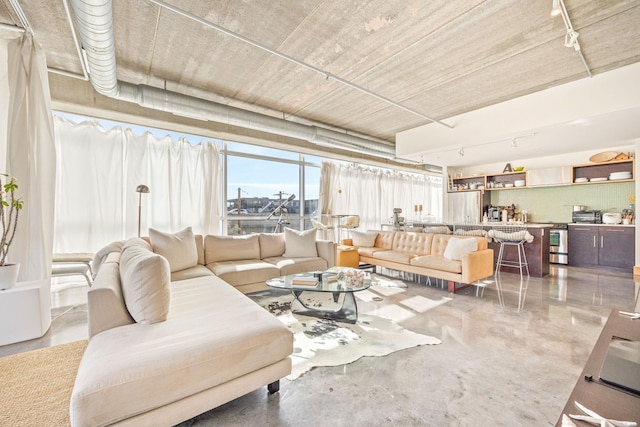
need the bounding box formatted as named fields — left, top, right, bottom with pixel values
left=443, top=237, right=478, bottom=261
left=120, top=238, right=171, bottom=324
left=259, top=233, right=286, bottom=259
left=283, top=227, right=318, bottom=258
left=351, top=230, right=378, bottom=247
left=149, top=227, right=198, bottom=272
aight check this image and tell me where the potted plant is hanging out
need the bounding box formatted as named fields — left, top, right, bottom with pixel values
left=0, top=174, right=23, bottom=290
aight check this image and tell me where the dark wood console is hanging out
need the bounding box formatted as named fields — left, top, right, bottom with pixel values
left=555, top=309, right=640, bottom=426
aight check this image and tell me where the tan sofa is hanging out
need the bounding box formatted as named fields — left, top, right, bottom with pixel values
left=70, top=230, right=336, bottom=427
left=345, top=230, right=494, bottom=292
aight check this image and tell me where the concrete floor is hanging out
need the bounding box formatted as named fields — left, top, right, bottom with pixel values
left=1, top=266, right=639, bottom=426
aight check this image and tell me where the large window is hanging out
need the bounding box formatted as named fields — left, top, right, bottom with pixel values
left=224, top=145, right=320, bottom=235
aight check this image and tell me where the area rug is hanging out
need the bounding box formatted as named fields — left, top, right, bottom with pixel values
left=0, top=340, right=87, bottom=427
left=251, top=290, right=441, bottom=380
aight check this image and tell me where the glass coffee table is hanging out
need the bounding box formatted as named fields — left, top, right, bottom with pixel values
left=266, top=268, right=371, bottom=324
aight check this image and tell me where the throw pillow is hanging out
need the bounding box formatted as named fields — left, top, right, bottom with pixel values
left=351, top=230, right=378, bottom=247
left=119, top=238, right=171, bottom=324
left=149, top=227, right=198, bottom=272
left=259, top=233, right=286, bottom=259
left=283, top=227, right=318, bottom=258
left=443, top=237, right=478, bottom=261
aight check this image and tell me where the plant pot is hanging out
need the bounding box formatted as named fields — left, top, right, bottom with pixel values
left=0, top=263, right=20, bottom=290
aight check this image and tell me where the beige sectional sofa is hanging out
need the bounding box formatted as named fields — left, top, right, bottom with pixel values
left=345, top=230, right=494, bottom=292
left=70, top=228, right=336, bottom=427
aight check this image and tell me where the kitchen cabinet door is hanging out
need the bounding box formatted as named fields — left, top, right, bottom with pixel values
left=599, top=227, right=635, bottom=269
left=568, top=226, right=599, bottom=267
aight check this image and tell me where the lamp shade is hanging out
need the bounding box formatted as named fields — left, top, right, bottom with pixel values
left=136, top=184, right=150, bottom=193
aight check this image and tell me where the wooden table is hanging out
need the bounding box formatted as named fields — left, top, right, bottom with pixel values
left=556, top=309, right=640, bottom=425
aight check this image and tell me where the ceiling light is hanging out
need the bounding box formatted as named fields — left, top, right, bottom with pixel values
left=551, top=0, right=562, bottom=16
left=564, top=30, right=579, bottom=49
left=459, top=148, right=464, bottom=157
left=511, top=138, right=518, bottom=148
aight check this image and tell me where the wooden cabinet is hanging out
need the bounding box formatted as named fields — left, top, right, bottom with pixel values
left=571, top=159, right=634, bottom=184
left=486, top=171, right=527, bottom=190
left=449, top=175, right=485, bottom=192
left=599, top=226, right=635, bottom=268
left=568, top=226, right=599, bottom=266
left=568, top=225, right=635, bottom=270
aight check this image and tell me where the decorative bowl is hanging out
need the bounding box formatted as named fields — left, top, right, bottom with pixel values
left=512, top=166, right=524, bottom=172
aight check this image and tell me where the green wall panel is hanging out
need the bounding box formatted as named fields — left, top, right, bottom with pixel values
left=490, top=182, right=635, bottom=223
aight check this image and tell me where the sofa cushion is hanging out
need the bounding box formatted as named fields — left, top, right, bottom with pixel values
left=392, top=232, right=433, bottom=255
left=358, top=247, right=389, bottom=257
left=410, top=254, right=462, bottom=274
left=205, top=234, right=260, bottom=263
left=373, top=250, right=416, bottom=265
left=374, top=230, right=396, bottom=250
left=119, top=238, right=171, bottom=324
left=71, top=276, right=293, bottom=427
left=149, top=227, right=198, bottom=272
left=207, top=260, right=280, bottom=286
left=488, top=229, right=535, bottom=243
left=171, top=265, right=215, bottom=282
left=351, top=230, right=378, bottom=247
left=264, top=256, right=328, bottom=275
left=259, top=233, right=286, bottom=259
left=283, top=227, right=318, bottom=258
left=444, top=237, right=478, bottom=261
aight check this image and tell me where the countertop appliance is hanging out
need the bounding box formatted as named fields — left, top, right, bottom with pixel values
left=572, top=210, right=602, bottom=224
left=602, top=212, right=622, bottom=224
left=549, top=223, right=568, bottom=265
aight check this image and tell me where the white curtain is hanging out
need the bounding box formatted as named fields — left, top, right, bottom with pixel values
left=53, top=116, right=221, bottom=253
left=0, top=33, right=56, bottom=282
left=319, top=161, right=443, bottom=231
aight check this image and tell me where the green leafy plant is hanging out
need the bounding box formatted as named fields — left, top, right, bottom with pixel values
left=0, top=174, right=23, bottom=266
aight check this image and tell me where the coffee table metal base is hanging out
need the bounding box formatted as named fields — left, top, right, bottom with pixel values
left=291, top=290, right=358, bottom=323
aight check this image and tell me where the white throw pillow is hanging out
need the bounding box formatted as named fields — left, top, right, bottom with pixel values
left=351, top=230, right=378, bottom=247
left=283, top=227, right=318, bottom=258
left=259, top=233, right=286, bottom=259
left=120, top=238, right=171, bottom=324
left=443, top=237, right=478, bottom=261
left=149, top=227, right=198, bottom=272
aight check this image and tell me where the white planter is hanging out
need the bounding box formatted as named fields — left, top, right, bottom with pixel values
left=0, top=263, right=20, bottom=290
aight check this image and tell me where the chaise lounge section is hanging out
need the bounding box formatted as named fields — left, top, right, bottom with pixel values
left=70, top=228, right=336, bottom=426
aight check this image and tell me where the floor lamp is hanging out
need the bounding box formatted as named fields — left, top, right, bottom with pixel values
left=136, top=184, right=150, bottom=237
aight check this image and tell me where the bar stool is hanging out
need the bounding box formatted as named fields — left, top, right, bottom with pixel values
left=488, top=226, right=534, bottom=279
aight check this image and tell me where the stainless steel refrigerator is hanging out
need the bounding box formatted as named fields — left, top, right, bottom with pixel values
left=446, top=191, right=486, bottom=224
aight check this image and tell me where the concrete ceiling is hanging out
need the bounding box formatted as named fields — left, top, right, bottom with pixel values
left=1, top=0, right=639, bottom=168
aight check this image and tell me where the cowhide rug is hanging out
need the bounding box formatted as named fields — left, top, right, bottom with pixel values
left=250, top=285, right=441, bottom=380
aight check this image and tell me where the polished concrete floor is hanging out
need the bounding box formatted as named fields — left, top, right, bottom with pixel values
left=1, top=266, right=639, bottom=426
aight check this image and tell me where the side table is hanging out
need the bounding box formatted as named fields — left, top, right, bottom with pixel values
left=0, top=280, right=51, bottom=346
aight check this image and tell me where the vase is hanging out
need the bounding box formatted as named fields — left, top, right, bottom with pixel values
left=0, top=263, right=20, bottom=290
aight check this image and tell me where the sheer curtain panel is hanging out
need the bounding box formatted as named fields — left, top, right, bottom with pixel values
left=319, top=161, right=442, bottom=231
left=53, top=117, right=221, bottom=253
left=0, top=33, right=56, bottom=282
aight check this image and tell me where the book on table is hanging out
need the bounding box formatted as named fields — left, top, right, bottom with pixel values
left=292, top=275, right=319, bottom=287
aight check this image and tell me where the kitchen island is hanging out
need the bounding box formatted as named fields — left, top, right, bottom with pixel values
left=408, top=222, right=551, bottom=277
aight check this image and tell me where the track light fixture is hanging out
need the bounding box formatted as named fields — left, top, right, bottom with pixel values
left=550, top=0, right=591, bottom=76
left=511, top=138, right=518, bottom=148
left=458, top=147, right=464, bottom=157
left=564, top=29, right=580, bottom=50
